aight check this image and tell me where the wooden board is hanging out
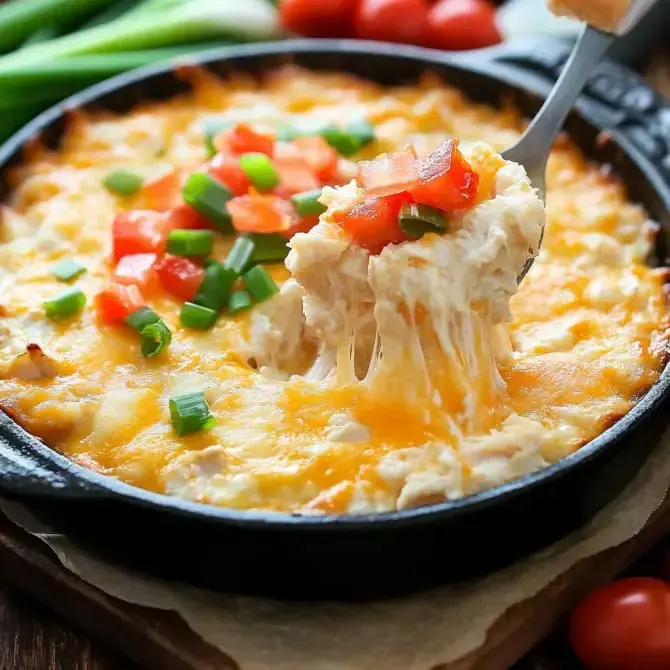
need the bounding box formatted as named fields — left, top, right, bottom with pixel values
left=1, top=493, right=670, bottom=670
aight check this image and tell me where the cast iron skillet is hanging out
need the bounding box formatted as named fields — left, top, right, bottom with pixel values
left=1, top=39, right=670, bottom=601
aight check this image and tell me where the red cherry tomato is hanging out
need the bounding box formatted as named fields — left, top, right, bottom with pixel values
left=425, top=0, right=502, bottom=51
left=279, top=0, right=360, bottom=38
left=354, top=0, right=429, bottom=45
left=569, top=578, right=670, bottom=670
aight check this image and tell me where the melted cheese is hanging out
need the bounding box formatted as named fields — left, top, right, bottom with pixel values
left=0, top=67, right=667, bottom=515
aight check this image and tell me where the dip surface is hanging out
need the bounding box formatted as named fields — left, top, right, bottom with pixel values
left=0, top=67, right=667, bottom=514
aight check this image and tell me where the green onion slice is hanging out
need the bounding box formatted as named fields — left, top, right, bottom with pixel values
left=201, top=117, right=230, bottom=158
left=180, top=302, right=218, bottom=330
left=224, top=236, right=254, bottom=275
left=43, top=288, right=86, bottom=321
left=194, top=262, right=237, bottom=312
left=227, top=290, right=252, bottom=315
left=51, top=258, right=86, bottom=282
left=239, top=152, right=279, bottom=191
left=398, top=203, right=447, bottom=240
left=167, top=229, right=214, bottom=257
left=124, top=306, right=160, bottom=332
left=291, top=188, right=326, bottom=217
left=182, top=172, right=233, bottom=234
left=103, top=169, right=143, bottom=196
left=243, top=265, right=279, bottom=303
left=321, top=119, right=375, bottom=157
left=169, top=390, right=215, bottom=437
left=140, top=321, right=171, bottom=359
left=249, top=233, right=289, bottom=264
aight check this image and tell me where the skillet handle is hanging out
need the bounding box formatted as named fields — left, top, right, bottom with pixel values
left=487, top=39, right=670, bottom=189
left=0, top=415, right=106, bottom=499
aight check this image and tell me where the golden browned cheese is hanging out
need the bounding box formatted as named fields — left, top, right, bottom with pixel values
left=0, top=67, right=667, bottom=514
left=548, top=0, right=631, bottom=31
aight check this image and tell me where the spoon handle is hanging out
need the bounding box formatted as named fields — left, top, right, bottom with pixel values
left=502, top=25, right=613, bottom=199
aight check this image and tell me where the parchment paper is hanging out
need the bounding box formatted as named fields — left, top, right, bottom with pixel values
left=3, top=430, right=670, bottom=670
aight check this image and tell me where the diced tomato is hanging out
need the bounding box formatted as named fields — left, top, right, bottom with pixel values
left=95, top=284, right=145, bottom=324
left=273, top=142, right=321, bottom=195
left=208, top=152, right=251, bottom=196
left=154, top=255, right=205, bottom=302
left=113, top=253, right=159, bottom=293
left=167, top=203, right=211, bottom=231
left=228, top=193, right=295, bottom=234
left=143, top=168, right=180, bottom=211
left=336, top=192, right=412, bottom=254
left=409, top=140, right=479, bottom=211
left=357, top=145, right=419, bottom=198
left=218, top=123, right=274, bottom=157
left=112, top=210, right=169, bottom=263
left=282, top=214, right=320, bottom=238
left=292, top=136, right=339, bottom=182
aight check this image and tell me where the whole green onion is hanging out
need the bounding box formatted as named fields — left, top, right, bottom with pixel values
left=224, top=236, right=254, bottom=275
left=180, top=301, right=218, bottom=330
left=51, top=258, right=86, bottom=282
left=169, top=390, right=215, bottom=437
left=104, top=169, right=143, bottom=196
left=140, top=320, right=171, bottom=358
left=291, top=189, right=326, bottom=217
left=0, top=0, right=114, bottom=52
left=239, top=153, right=279, bottom=192
left=227, top=290, right=252, bottom=315
left=398, top=203, right=447, bottom=240
left=0, top=0, right=279, bottom=68
left=243, top=265, right=278, bottom=303
left=182, top=172, right=233, bottom=233
left=167, top=229, right=214, bottom=257
left=43, top=287, right=86, bottom=320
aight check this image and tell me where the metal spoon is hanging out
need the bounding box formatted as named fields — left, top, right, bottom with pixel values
left=504, top=23, right=613, bottom=284
left=506, top=0, right=661, bottom=284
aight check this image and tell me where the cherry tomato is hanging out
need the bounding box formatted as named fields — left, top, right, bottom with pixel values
left=569, top=578, right=670, bottom=670
left=354, top=0, right=429, bottom=45
left=279, top=0, right=360, bottom=38
left=425, top=0, right=502, bottom=51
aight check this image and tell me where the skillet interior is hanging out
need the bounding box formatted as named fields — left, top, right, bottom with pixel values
left=1, top=40, right=670, bottom=599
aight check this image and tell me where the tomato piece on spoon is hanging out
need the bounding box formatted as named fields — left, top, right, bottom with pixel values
left=357, top=145, right=419, bottom=197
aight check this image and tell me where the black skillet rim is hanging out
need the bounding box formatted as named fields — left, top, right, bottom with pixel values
left=1, top=38, right=669, bottom=531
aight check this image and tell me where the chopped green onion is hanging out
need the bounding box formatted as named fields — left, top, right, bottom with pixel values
left=243, top=265, right=279, bottom=303
left=140, top=320, right=172, bottom=359
left=224, top=236, right=254, bottom=275
left=320, top=119, right=375, bottom=157
left=291, top=189, right=326, bottom=217
left=227, top=290, right=252, bottom=315
left=124, top=306, right=160, bottom=332
left=276, top=124, right=299, bottom=141
left=239, top=152, right=279, bottom=191
left=249, top=233, right=289, bottom=264
left=43, top=287, right=86, bottom=321
left=182, top=172, right=233, bottom=234
left=51, top=258, right=86, bottom=282
left=194, top=262, right=237, bottom=312
left=169, top=390, right=215, bottom=437
left=180, top=302, right=218, bottom=330
left=167, top=229, right=215, bottom=257
left=103, top=169, right=143, bottom=196
left=398, top=203, right=447, bottom=240
left=202, top=117, right=230, bottom=158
